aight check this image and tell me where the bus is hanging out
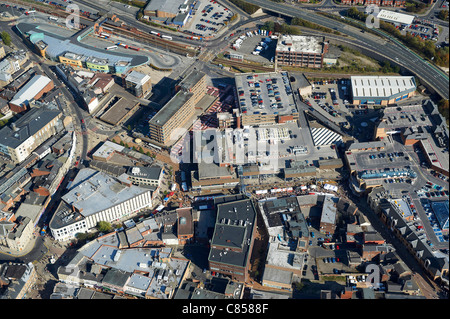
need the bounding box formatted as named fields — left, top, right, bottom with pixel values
left=105, top=45, right=118, bottom=50
left=25, top=10, right=36, bottom=15
left=161, top=35, right=172, bottom=40
left=150, top=31, right=161, bottom=36
left=48, top=16, right=58, bottom=21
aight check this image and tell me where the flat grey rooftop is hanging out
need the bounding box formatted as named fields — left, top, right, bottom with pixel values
left=351, top=76, right=416, bottom=99
left=61, top=168, right=151, bottom=218
left=235, top=72, right=296, bottom=117
left=149, top=91, right=193, bottom=126
left=209, top=199, right=257, bottom=268
left=144, top=0, right=193, bottom=15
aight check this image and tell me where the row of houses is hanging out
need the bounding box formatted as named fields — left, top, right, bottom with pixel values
left=0, top=129, right=74, bottom=253
left=340, top=0, right=406, bottom=6
left=368, top=187, right=449, bottom=288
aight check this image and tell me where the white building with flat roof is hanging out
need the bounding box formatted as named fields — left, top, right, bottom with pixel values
left=376, top=9, right=414, bottom=26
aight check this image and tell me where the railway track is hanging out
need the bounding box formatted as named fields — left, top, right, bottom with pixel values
left=213, top=57, right=275, bottom=72
left=9, top=0, right=199, bottom=57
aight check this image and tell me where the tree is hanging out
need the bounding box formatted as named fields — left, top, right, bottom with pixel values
left=438, top=10, right=449, bottom=21
left=75, top=232, right=88, bottom=240
left=438, top=99, right=449, bottom=121
left=0, top=32, right=11, bottom=46
left=97, top=221, right=112, bottom=232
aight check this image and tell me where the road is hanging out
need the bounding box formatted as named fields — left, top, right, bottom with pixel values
left=3, top=17, right=89, bottom=163
left=67, top=0, right=450, bottom=103
left=340, top=178, right=443, bottom=299
left=239, top=0, right=449, bottom=100
left=289, top=75, right=350, bottom=138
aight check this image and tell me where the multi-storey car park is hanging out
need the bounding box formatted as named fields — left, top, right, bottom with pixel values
left=1, top=0, right=448, bottom=301
left=235, top=71, right=299, bottom=127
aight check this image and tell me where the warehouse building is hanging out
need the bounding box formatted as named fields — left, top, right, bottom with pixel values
left=49, top=168, right=154, bottom=241
left=376, top=9, right=414, bottom=26
left=8, top=74, right=54, bottom=113
left=144, top=0, right=192, bottom=19
left=351, top=76, right=416, bottom=106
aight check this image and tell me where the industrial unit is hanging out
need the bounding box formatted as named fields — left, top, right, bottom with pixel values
left=350, top=76, right=417, bottom=105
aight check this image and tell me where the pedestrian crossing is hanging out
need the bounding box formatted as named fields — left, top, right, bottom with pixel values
left=310, top=127, right=342, bottom=146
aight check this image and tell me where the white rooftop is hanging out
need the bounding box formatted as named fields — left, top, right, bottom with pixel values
left=10, top=74, right=52, bottom=106
left=276, top=35, right=323, bottom=54
left=351, top=76, right=416, bottom=99
left=376, top=9, right=415, bottom=26
left=61, top=168, right=151, bottom=218
left=92, top=141, right=125, bottom=159
left=125, top=70, right=151, bottom=85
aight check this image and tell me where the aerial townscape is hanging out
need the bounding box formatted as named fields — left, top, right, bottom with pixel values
left=0, top=0, right=448, bottom=308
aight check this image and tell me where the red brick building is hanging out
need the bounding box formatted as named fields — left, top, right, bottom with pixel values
left=8, top=75, right=54, bottom=114
left=177, top=207, right=194, bottom=245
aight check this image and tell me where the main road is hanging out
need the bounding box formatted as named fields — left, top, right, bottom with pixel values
left=64, top=0, right=449, bottom=99
left=229, top=0, right=449, bottom=100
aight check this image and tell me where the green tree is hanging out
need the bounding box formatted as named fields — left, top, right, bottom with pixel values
left=97, top=221, right=112, bottom=232
left=438, top=99, right=449, bottom=122
left=1, top=32, right=12, bottom=46
left=438, top=10, right=449, bottom=21
left=75, top=232, right=88, bottom=241
left=228, top=0, right=260, bottom=15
